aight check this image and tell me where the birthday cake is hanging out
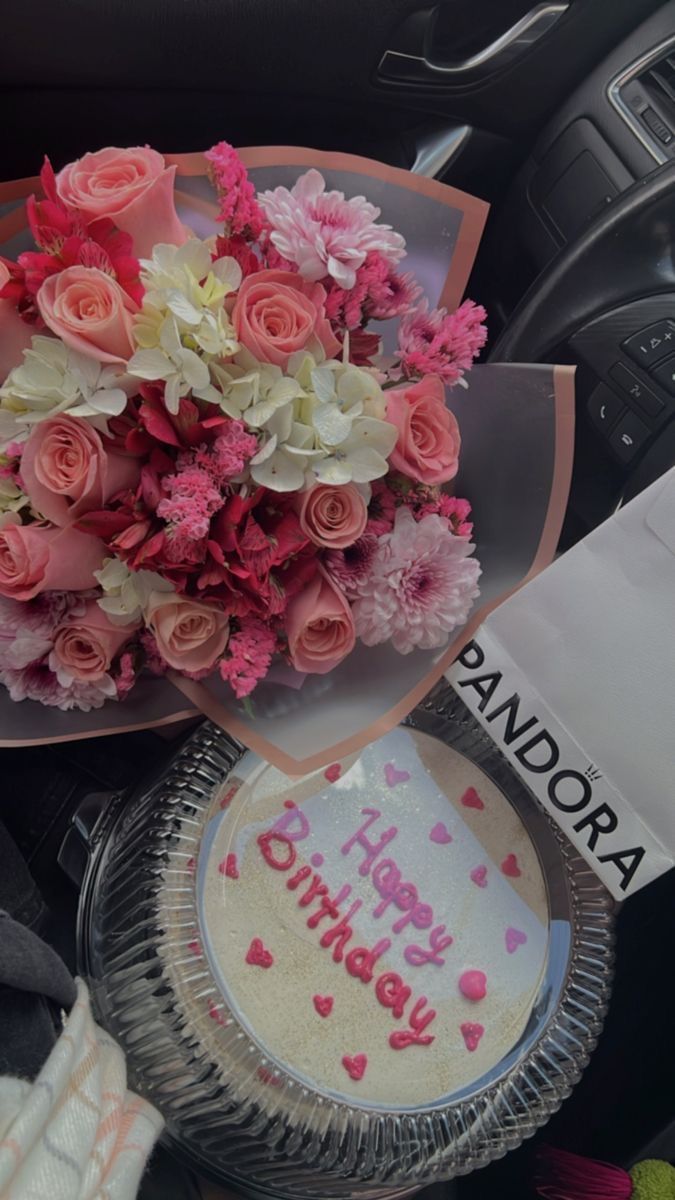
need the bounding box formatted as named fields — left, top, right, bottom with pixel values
left=194, top=725, right=549, bottom=1108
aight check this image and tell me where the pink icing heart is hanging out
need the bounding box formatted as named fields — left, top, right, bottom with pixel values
left=219, top=853, right=239, bottom=879
left=501, top=853, right=521, bottom=878
left=470, top=865, right=488, bottom=888
left=460, top=1022, right=484, bottom=1052
left=313, top=994, right=334, bottom=1018
left=324, top=763, right=341, bottom=783
left=430, top=821, right=453, bottom=845
left=461, top=786, right=485, bottom=810
left=245, top=937, right=274, bottom=969
left=459, top=970, right=487, bottom=1001
left=384, top=762, right=411, bottom=788
left=342, top=1053, right=367, bottom=1081
left=505, top=927, right=527, bottom=954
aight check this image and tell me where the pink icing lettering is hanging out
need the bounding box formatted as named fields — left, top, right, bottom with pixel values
left=345, top=938, right=391, bottom=984
left=319, top=899, right=362, bottom=962
left=404, top=923, right=454, bottom=967
left=389, top=994, right=437, bottom=1049
left=287, top=865, right=312, bottom=890
left=273, top=801, right=310, bottom=841
left=374, top=972, right=411, bottom=1019
left=371, top=858, right=435, bottom=933
left=257, top=830, right=296, bottom=871
left=298, top=874, right=329, bottom=907
left=341, top=808, right=397, bottom=876
left=306, top=883, right=351, bottom=929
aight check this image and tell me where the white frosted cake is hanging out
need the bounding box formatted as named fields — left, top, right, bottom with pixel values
left=192, top=726, right=549, bottom=1108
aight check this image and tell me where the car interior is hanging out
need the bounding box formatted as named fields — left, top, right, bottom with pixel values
left=1, top=1, right=674, bottom=1196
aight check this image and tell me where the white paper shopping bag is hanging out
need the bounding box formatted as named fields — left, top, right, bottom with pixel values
left=447, top=467, right=675, bottom=900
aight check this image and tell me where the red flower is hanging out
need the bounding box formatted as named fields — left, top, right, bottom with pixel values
left=215, top=234, right=262, bottom=279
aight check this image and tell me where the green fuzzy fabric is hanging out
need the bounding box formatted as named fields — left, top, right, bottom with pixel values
left=630, top=1160, right=675, bottom=1200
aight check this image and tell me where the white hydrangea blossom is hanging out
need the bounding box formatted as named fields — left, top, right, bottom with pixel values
left=0, top=336, right=132, bottom=448
left=208, top=350, right=397, bottom=491
left=127, top=240, right=241, bottom=415
left=94, top=558, right=174, bottom=626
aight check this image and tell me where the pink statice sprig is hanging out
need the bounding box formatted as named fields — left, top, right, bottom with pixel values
left=205, top=141, right=265, bottom=238
left=396, top=298, right=487, bottom=386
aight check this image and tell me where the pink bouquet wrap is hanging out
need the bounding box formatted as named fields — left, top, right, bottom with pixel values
left=0, top=146, right=574, bottom=769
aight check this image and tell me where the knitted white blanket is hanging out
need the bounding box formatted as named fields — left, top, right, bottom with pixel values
left=0, top=978, right=163, bottom=1199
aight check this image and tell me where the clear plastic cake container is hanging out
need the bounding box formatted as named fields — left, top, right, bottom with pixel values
left=76, top=685, right=614, bottom=1198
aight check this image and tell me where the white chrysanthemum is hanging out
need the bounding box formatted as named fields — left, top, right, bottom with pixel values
left=128, top=239, right=241, bottom=413
left=95, top=558, right=174, bottom=626
left=353, top=507, right=481, bottom=654
left=208, top=349, right=397, bottom=491
left=0, top=336, right=132, bottom=447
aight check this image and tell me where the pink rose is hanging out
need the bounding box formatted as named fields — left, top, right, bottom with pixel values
left=145, top=592, right=230, bottom=673
left=52, top=600, right=137, bottom=682
left=386, top=375, right=460, bottom=485
left=0, top=261, right=32, bottom=385
left=0, top=523, right=105, bottom=601
left=37, top=266, right=137, bottom=363
left=232, top=269, right=340, bottom=369
left=21, top=415, right=139, bottom=528
left=56, top=147, right=186, bottom=259
left=286, top=568, right=356, bottom=675
left=299, top=483, right=367, bottom=549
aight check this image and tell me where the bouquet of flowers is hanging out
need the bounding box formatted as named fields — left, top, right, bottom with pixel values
left=0, top=142, right=489, bottom=715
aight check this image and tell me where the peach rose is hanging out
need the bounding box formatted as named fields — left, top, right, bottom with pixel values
left=37, top=266, right=138, bottom=363
left=0, top=261, right=32, bottom=385
left=0, top=523, right=105, bottom=601
left=232, top=269, right=340, bottom=369
left=299, top=483, right=367, bottom=549
left=145, top=592, right=229, bottom=673
left=21, top=415, right=139, bottom=528
left=52, top=600, right=137, bottom=682
left=386, top=375, right=460, bottom=485
left=286, top=568, right=356, bottom=675
left=56, top=146, right=186, bottom=259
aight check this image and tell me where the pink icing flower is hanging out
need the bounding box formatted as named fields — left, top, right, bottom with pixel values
left=21, top=415, right=139, bottom=528
left=324, top=532, right=379, bottom=597
left=37, top=265, right=138, bottom=363
left=286, top=567, right=356, bottom=675
left=396, top=299, right=487, bottom=386
left=258, top=170, right=406, bottom=289
left=205, top=142, right=264, bottom=238
left=145, top=591, right=230, bottom=673
left=299, top=483, right=367, bottom=550
left=51, top=599, right=137, bottom=684
left=232, top=269, right=339, bottom=369
left=56, top=147, right=186, bottom=259
left=0, top=523, right=105, bottom=601
left=219, top=617, right=278, bottom=698
left=353, top=507, right=481, bottom=653
left=0, top=261, right=33, bottom=385
left=386, top=375, right=461, bottom=486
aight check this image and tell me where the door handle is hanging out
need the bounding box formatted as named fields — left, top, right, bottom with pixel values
left=379, top=3, right=569, bottom=87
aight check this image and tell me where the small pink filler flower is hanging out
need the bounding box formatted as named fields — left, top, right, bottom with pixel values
left=258, top=170, right=406, bottom=289
left=397, top=299, right=487, bottom=386
left=353, top=507, right=480, bottom=654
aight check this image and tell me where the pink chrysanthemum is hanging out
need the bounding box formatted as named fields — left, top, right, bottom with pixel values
left=397, top=299, right=487, bottom=386
left=205, top=141, right=264, bottom=237
left=0, top=660, right=116, bottom=710
left=0, top=591, right=86, bottom=672
left=258, top=169, right=406, bottom=289
left=324, top=532, right=379, bottom=598
left=220, top=617, right=278, bottom=699
left=353, top=507, right=481, bottom=653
